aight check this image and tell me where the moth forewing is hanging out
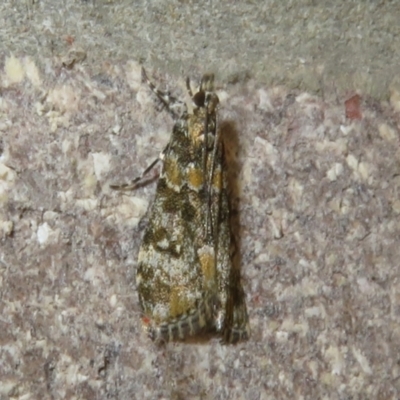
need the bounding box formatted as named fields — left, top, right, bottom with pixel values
left=113, top=69, right=249, bottom=343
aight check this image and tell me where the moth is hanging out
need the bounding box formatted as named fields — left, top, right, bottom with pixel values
left=112, top=68, right=249, bottom=344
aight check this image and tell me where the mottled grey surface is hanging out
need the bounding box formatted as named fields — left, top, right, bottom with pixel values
left=1, top=1, right=400, bottom=400
left=2, top=0, right=400, bottom=98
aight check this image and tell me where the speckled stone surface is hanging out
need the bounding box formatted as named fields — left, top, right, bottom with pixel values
left=2, top=1, right=400, bottom=98
left=1, top=54, right=400, bottom=400
left=1, top=2, right=400, bottom=400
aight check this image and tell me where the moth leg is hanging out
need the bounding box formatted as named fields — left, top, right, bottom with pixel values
left=186, top=77, right=193, bottom=98
left=109, top=156, right=161, bottom=190
left=111, top=140, right=172, bottom=190
left=110, top=139, right=174, bottom=191
left=110, top=120, right=175, bottom=192
left=141, top=67, right=186, bottom=118
left=112, top=68, right=182, bottom=191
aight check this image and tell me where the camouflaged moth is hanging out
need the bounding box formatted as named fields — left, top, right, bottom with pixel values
left=112, top=68, right=249, bottom=344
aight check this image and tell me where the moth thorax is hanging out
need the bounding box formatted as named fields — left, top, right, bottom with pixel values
left=205, top=93, right=219, bottom=114
left=200, top=132, right=216, bottom=149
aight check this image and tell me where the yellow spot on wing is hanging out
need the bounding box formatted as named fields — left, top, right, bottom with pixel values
left=198, top=245, right=216, bottom=285
left=212, top=167, right=223, bottom=190
left=169, top=286, right=192, bottom=318
left=187, top=165, right=204, bottom=190
left=164, top=157, right=182, bottom=189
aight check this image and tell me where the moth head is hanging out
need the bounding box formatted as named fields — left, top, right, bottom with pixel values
left=191, top=73, right=219, bottom=111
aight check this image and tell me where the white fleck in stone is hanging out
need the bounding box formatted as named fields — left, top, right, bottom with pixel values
left=84, top=266, right=104, bottom=286
left=91, top=88, right=106, bottom=101
left=269, top=216, right=283, bottom=239
left=0, top=163, right=15, bottom=182
left=352, top=347, right=373, bottom=375
left=24, top=57, right=42, bottom=87
left=241, top=159, right=253, bottom=186
left=356, top=277, right=374, bottom=294
left=258, top=89, right=273, bottom=111
left=83, top=173, right=97, bottom=193
left=76, top=198, right=98, bottom=211
left=65, top=363, right=88, bottom=385
left=340, top=124, right=353, bottom=135
left=112, top=124, right=121, bottom=134
left=305, top=305, right=323, bottom=318
left=308, top=360, right=319, bottom=379
left=47, top=85, right=80, bottom=113
left=216, top=90, right=229, bottom=103
left=110, top=294, right=117, bottom=307
left=254, top=137, right=278, bottom=167
left=4, top=55, right=24, bottom=85
left=115, top=196, right=148, bottom=219
left=299, top=276, right=318, bottom=297
left=43, top=211, right=58, bottom=221
left=136, top=87, right=153, bottom=108
left=358, top=161, right=369, bottom=180
left=92, top=152, right=111, bottom=180
left=126, top=60, right=143, bottom=90
left=389, top=89, right=400, bottom=112
left=392, top=200, right=400, bottom=214
left=34, top=101, right=45, bottom=116
left=0, top=120, right=11, bottom=133
left=37, top=223, right=50, bottom=244
left=254, top=251, right=269, bottom=264
left=0, top=220, right=13, bottom=237
left=62, top=139, right=72, bottom=154
left=0, top=381, right=17, bottom=396
left=276, top=330, right=289, bottom=342
left=315, top=139, right=348, bottom=155
left=378, top=123, right=397, bottom=142
left=296, top=92, right=313, bottom=103
left=327, top=163, right=343, bottom=181
left=288, top=178, right=304, bottom=201
left=346, top=154, right=358, bottom=171
left=325, top=345, right=345, bottom=375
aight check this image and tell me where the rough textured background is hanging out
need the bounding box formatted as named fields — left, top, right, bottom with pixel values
left=2, top=0, right=400, bottom=98
left=1, top=1, right=400, bottom=399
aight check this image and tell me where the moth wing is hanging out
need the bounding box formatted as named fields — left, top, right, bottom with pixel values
left=136, top=129, right=209, bottom=335
left=212, top=141, right=250, bottom=343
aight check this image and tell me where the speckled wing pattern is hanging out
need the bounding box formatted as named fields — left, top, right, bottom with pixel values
left=135, top=68, right=249, bottom=344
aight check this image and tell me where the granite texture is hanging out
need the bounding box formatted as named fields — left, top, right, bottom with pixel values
left=1, top=1, right=400, bottom=98
left=1, top=1, right=400, bottom=400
